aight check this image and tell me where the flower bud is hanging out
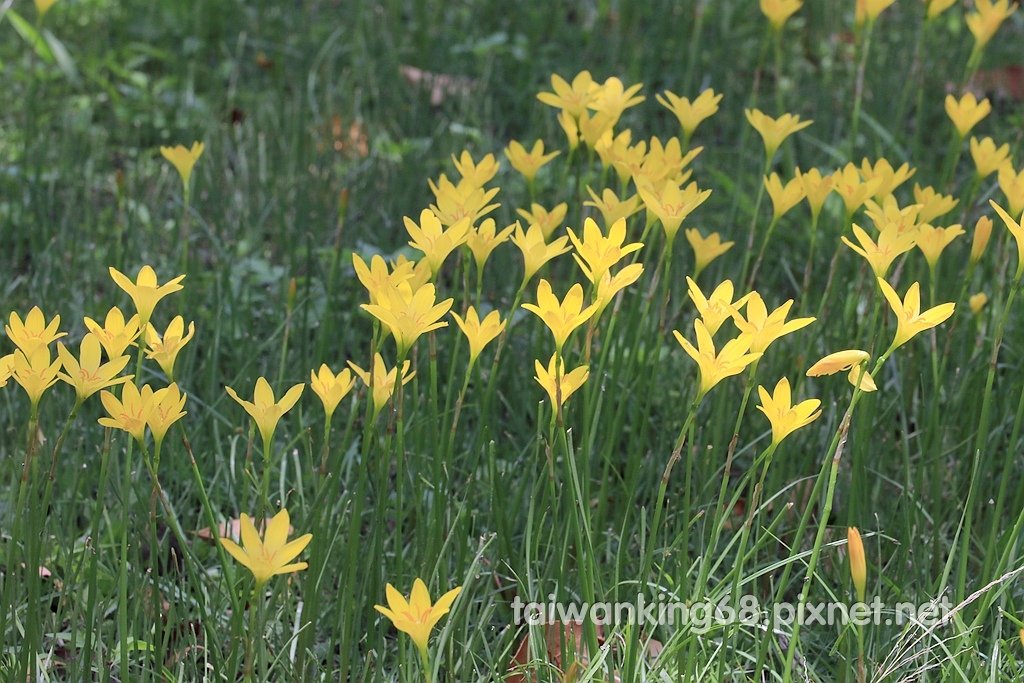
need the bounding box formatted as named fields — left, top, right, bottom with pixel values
left=848, top=527, right=867, bottom=603
left=970, top=215, right=993, bottom=265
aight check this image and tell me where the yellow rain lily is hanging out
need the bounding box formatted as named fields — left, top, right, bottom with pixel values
left=12, top=348, right=63, bottom=410
left=744, top=108, right=812, bottom=160
left=733, top=293, right=815, bottom=353
left=465, top=218, right=516, bottom=276
left=56, top=334, right=131, bottom=403
left=912, top=184, right=958, bottom=224
left=595, top=130, right=646, bottom=185
left=864, top=196, right=923, bottom=237
left=831, top=163, right=883, bottom=217
left=590, top=76, right=645, bottom=121
left=593, top=263, right=644, bottom=315
left=148, top=383, right=187, bottom=448
left=970, top=137, right=1011, bottom=178
left=576, top=110, right=617, bottom=149
left=989, top=200, right=1024, bottom=280
left=945, top=93, right=991, bottom=138
left=998, top=162, right=1024, bottom=217
left=685, top=228, right=734, bottom=279
left=796, top=167, right=835, bottom=221
left=673, top=320, right=761, bottom=399
left=841, top=223, right=918, bottom=278
left=0, top=354, right=13, bottom=388
left=84, top=307, right=141, bottom=359
left=847, top=527, right=868, bottom=602
left=764, top=172, right=807, bottom=220
left=639, top=136, right=701, bottom=185
left=637, top=178, right=712, bottom=244
left=655, top=88, right=723, bottom=141
left=877, top=277, right=956, bottom=350
left=557, top=109, right=581, bottom=151
left=860, top=158, right=915, bottom=200
left=757, top=377, right=821, bottom=445
left=144, top=316, right=195, bottom=380
left=375, top=578, right=462, bottom=658
left=6, top=306, right=65, bottom=357
left=405, top=208, right=472, bottom=277
left=568, top=217, right=643, bottom=284
left=806, top=350, right=876, bottom=392
left=534, top=353, right=590, bottom=408
left=451, top=151, right=499, bottom=188
left=687, top=277, right=746, bottom=336
left=310, top=365, right=356, bottom=422
left=108, top=265, right=185, bottom=327
left=915, top=224, right=965, bottom=269
left=966, top=0, right=1017, bottom=49
left=99, top=382, right=156, bottom=443
left=760, top=0, right=802, bottom=30
left=348, top=353, right=415, bottom=419
left=427, top=174, right=499, bottom=227
left=537, top=70, right=598, bottom=119
left=515, top=202, right=568, bottom=241
left=361, top=282, right=453, bottom=357
left=504, top=140, right=560, bottom=183
left=584, top=187, right=644, bottom=227
left=522, top=280, right=599, bottom=354
left=510, top=221, right=572, bottom=286
left=224, top=377, right=305, bottom=452
left=970, top=215, right=993, bottom=265
left=160, top=142, right=204, bottom=192
left=451, top=307, right=505, bottom=370
left=221, top=509, right=312, bottom=587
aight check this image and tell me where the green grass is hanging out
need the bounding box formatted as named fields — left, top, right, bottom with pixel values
left=2, top=0, right=1024, bottom=681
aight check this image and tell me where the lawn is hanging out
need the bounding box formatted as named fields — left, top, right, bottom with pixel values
left=2, top=0, right=1024, bottom=680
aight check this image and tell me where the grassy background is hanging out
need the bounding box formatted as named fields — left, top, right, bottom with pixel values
left=2, top=0, right=1024, bottom=680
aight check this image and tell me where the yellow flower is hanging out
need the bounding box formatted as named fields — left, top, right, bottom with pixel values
left=795, top=167, right=835, bottom=221
left=362, top=282, right=453, bottom=357
left=12, top=348, right=63, bottom=410
left=374, top=578, right=461, bottom=656
left=970, top=215, right=993, bottom=265
left=915, top=223, right=965, bottom=268
left=806, top=350, right=877, bottom=392
left=913, top=184, right=958, bottom=224
left=577, top=110, right=617, bottom=149
left=144, top=316, right=195, bottom=380
left=220, top=509, right=312, bottom=587
left=6, top=306, right=65, bottom=357
left=451, top=307, right=505, bottom=369
left=160, top=142, right=204, bottom=191
left=0, top=353, right=13, bottom=388
left=515, top=202, right=568, bottom=241
left=99, top=382, right=155, bottom=443
left=310, top=365, right=356, bottom=421
left=56, top=334, right=131, bottom=403
left=451, top=151, right=499, bottom=188
left=568, top=217, right=643, bottom=284
left=733, top=293, right=815, bottom=353
left=537, top=70, right=598, bottom=119
left=966, top=0, right=1017, bottom=49
left=970, top=137, right=1012, bottom=178
left=392, top=255, right=432, bottom=293
left=687, top=277, right=746, bottom=336
left=504, top=140, right=560, bottom=183
left=744, top=108, right=812, bottom=160
left=405, top=208, right=472, bottom=277
left=989, top=200, right=1024, bottom=280
left=864, top=196, right=923, bottom=237
left=84, top=307, right=141, bottom=359
left=655, top=89, right=723, bottom=140
left=148, top=383, right=187, bottom=448
left=945, top=93, right=992, bottom=138
left=685, top=228, right=734, bottom=279
left=522, top=280, right=599, bottom=355
left=348, top=353, right=415, bottom=419
left=557, top=109, right=580, bottom=151
left=925, top=0, right=957, bottom=19
left=584, top=187, right=643, bottom=227
left=757, top=377, right=821, bottom=445
left=830, top=164, right=880, bottom=217
left=841, top=223, right=919, bottom=278
left=224, top=377, right=304, bottom=451
left=593, top=264, right=644, bottom=315
left=998, top=162, right=1024, bottom=217
left=463, top=218, right=514, bottom=275
left=877, top=277, right=956, bottom=350
left=764, top=172, right=807, bottom=220
left=590, top=76, right=645, bottom=121
left=35, top=0, right=58, bottom=20
left=760, top=0, right=803, bottom=30
left=108, top=265, right=185, bottom=327
left=969, top=292, right=989, bottom=314
left=637, top=178, right=712, bottom=244
left=860, top=158, right=915, bottom=200
left=534, top=353, right=590, bottom=408
left=427, top=174, right=500, bottom=227
left=673, top=320, right=762, bottom=399
left=856, top=0, right=896, bottom=25
left=595, top=130, right=646, bottom=185
left=847, top=527, right=868, bottom=602
left=638, top=136, right=701, bottom=185
left=510, top=221, right=572, bottom=286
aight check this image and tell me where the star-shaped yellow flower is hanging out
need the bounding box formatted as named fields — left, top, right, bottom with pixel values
left=522, top=280, right=599, bottom=355
left=655, top=88, right=723, bottom=140
left=374, top=578, right=461, bottom=656
left=144, top=316, right=195, bottom=381
left=84, top=307, right=141, bottom=359
left=685, top=228, right=734, bottom=279
left=309, top=365, right=356, bottom=421
left=220, top=509, right=312, bottom=587
left=673, top=320, right=761, bottom=399
left=877, top=278, right=956, bottom=350
left=160, top=142, right=204, bottom=191
left=568, top=216, right=643, bottom=284
left=108, top=265, right=185, bottom=327
left=56, top=333, right=132, bottom=403
left=451, top=307, right=505, bottom=370
left=224, top=377, right=304, bottom=452
left=6, top=306, right=65, bottom=357
left=757, top=377, right=821, bottom=445
left=745, top=108, right=812, bottom=160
